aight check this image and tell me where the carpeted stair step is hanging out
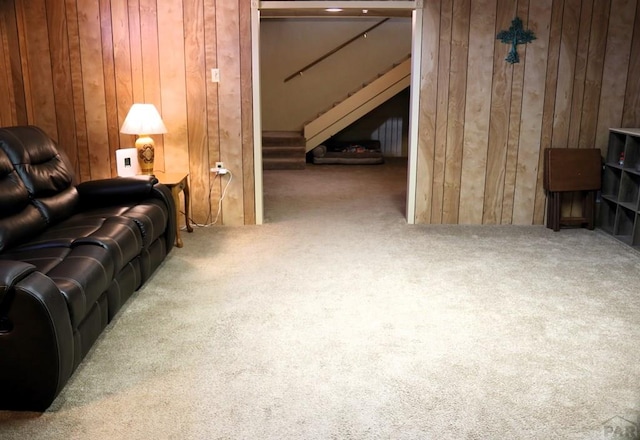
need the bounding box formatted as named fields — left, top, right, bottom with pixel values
left=262, top=131, right=306, bottom=170
left=263, top=145, right=306, bottom=158
left=262, top=131, right=304, bottom=146
left=263, top=157, right=306, bottom=170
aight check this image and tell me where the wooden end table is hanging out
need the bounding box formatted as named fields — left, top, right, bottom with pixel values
left=154, top=171, right=193, bottom=247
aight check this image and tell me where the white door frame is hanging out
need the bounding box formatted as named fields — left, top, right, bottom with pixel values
left=251, top=1, right=422, bottom=225
left=251, top=1, right=264, bottom=224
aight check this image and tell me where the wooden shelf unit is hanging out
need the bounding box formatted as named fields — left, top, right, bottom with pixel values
left=599, top=128, right=640, bottom=249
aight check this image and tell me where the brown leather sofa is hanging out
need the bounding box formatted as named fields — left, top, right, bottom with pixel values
left=0, top=126, right=176, bottom=411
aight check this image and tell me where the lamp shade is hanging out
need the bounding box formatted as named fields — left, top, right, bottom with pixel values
left=120, top=103, right=167, bottom=135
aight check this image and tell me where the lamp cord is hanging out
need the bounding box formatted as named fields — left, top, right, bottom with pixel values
left=179, top=171, right=232, bottom=228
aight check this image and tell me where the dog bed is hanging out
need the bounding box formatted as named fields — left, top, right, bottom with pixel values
left=311, top=140, right=384, bottom=165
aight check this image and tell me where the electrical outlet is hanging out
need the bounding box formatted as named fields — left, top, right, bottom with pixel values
left=211, top=68, right=220, bottom=83
left=210, top=162, right=228, bottom=175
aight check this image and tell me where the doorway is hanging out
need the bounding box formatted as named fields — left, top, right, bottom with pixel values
left=251, top=1, right=421, bottom=224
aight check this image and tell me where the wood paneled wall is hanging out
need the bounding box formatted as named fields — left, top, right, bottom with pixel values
left=415, top=0, right=640, bottom=224
left=2, top=0, right=640, bottom=226
left=0, top=0, right=254, bottom=226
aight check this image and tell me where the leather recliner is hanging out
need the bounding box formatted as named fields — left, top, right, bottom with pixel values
left=0, top=126, right=176, bottom=411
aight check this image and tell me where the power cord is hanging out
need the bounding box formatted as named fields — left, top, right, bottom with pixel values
left=211, top=170, right=232, bottom=225
left=179, top=170, right=232, bottom=228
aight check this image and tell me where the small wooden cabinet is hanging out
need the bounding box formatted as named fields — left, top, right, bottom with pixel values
left=599, top=128, right=640, bottom=249
left=544, top=148, right=601, bottom=231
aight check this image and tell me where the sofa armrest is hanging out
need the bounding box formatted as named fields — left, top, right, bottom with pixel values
left=0, top=261, right=75, bottom=411
left=76, top=176, right=176, bottom=253
left=76, top=176, right=158, bottom=208
left=0, top=260, right=36, bottom=312
left=150, top=182, right=177, bottom=253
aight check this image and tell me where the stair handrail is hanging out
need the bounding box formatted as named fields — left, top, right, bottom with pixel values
left=283, top=18, right=390, bottom=83
left=303, top=56, right=412, bottom=150
left=301, top=54, right=411, bottom=128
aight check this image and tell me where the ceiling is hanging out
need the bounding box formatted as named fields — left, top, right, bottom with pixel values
left=259, top=1, right=415, bottom=18
left=260, top=9, right=413, bottom=18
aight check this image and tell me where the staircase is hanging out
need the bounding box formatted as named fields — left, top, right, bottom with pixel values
left=262, top=131, right=306, bottom=170
left=304, top=55, right=411, bottom=152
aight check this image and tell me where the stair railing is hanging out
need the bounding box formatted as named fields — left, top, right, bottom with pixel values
left=301, top=53, right=411, bottom=128
left=283, top=18, right=390, bottom=83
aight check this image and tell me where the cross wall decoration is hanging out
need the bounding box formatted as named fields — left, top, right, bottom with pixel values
left=497, top=17, right=536, bottom=64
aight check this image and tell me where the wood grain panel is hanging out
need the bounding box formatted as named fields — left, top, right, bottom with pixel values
left=513, top=0, right=552, bottom=225
left=0, top=44, right=11, bottom=126
left=240, top=0, right=255, bottom=224
left=7, top=3, right=26, bottom=126
left=579, top=0, right=611, bottom=150
left=0, top=4, right=16, bottom=126
left=110, top=0, right=133, bottom=151
left=595, top=0, right=637, bottom=151
left=139, top=0, right=164, bottom=167
left=64, top=0, right=89, bottom=180
left=483, top=0, right=514, bottom=224
left=536, top=0, right=564, bottom=225
left=442, top=0, right=470, bottom=224
left=100, top=0, right=119, bottom=177
left=551, top=0, right=580, bottom=150
left=622, top=1, right=640, bottom=127
left=216, top=0, right=244, bottom=225
left=431, top=0, right=452, bottom=224
left=459, top=0, right=496, bottom=224
left=540, top=0, right=563, bottom=151
left=549, top=0, right=581, bottom=221
left=1, top=1, right=26, bottom=127
left=16, top=0, right=57, bottom=138
left=127, top=0, right=144, bottom=103
left=500, top=0, right=528, bottom=225
left=46, top=0, right=76, bottom=159
left=14, top=4, right=32, bottom=124
left=204, top=0, right=221, bottom=224
left=184, top=0, right=208, bottom=223
left=567, top=0, right=593, bottom=218
left=157, top=0, right=189, bottom=175
left=77, top=0, right=111, bottom=180
left=567, top=0, right=592, bottom=148
left=414, top=0, right=440, bottom=224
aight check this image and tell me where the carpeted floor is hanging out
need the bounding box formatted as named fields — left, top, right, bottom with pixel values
left=1, top=160, right=640, bottom=439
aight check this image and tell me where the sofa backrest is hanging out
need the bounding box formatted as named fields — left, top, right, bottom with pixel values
left=0, top=145, right=48, bottom=252
left=0, top=126, right=78, bottom=228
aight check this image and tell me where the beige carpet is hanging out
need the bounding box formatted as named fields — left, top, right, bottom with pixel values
left=1, top=159, right=640, bottom=439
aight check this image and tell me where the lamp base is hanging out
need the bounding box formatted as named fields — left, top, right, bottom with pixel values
left=135, top=135, right=155, bottom=175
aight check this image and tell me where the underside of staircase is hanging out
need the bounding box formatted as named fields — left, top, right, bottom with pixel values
left=303, top=56, right=411, bottom=152
left=262, top=131, right=306, bottom=170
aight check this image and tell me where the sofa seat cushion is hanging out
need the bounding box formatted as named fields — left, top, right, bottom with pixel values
left=12, top=215, right=143, bottom=273
left=43, top=244, right=114, bottom=328
left=47, top=200, right=168, bottom=251
left=122, top=199, right=169, bottom=249
left=0, top=245, right=114, bottom=327
left=12, top=217, right=105, bottom=250
left=1, top=247, right=74, bottom=274
left=72, top=217, right=143, bottom=272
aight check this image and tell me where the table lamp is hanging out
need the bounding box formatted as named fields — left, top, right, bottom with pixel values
left=120, top=103, right=167, bottom=175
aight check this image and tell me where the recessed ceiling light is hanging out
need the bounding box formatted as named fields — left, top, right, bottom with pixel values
left=325, top=8, right=343, bottom=12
